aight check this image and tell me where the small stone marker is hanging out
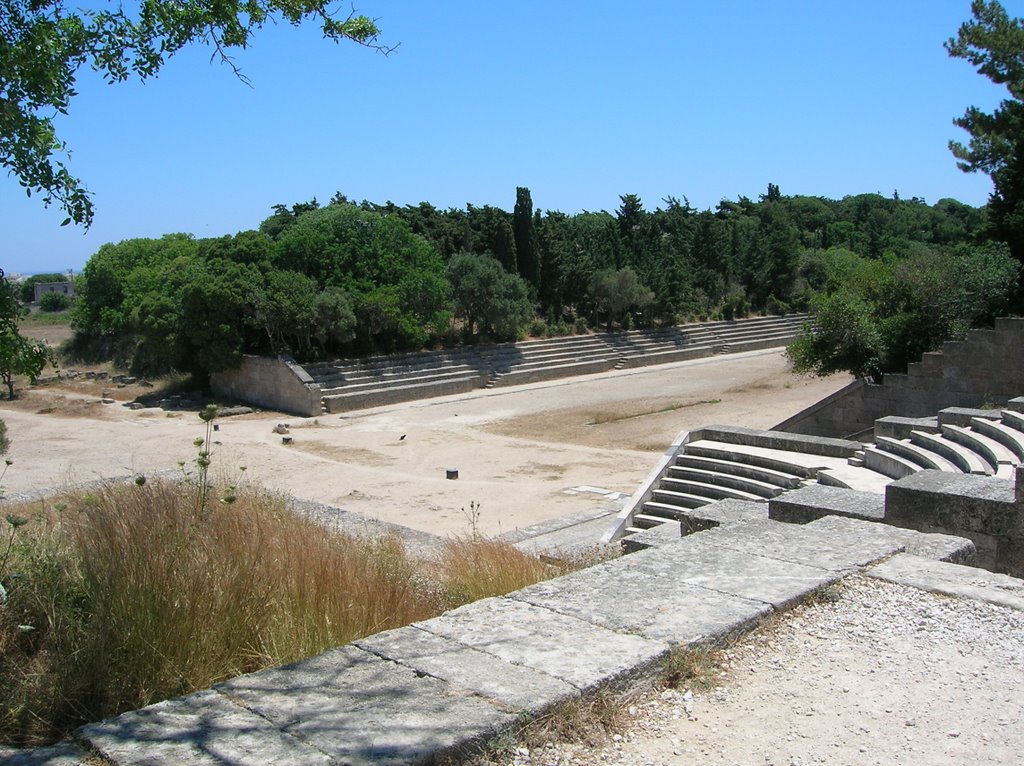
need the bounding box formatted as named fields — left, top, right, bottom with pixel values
left=446, top=468, right=459, bottom=480
left=282, top=436, right=293, bottom=445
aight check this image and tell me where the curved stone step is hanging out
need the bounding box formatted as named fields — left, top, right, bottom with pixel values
left=941, top=424, right=1018, bottom=473
left=681, top=444, right=814, bottom=479
left=674, top=454, right=803, bottom=489
left=970, top=417, right=1024, bottom=461
left=1002, top=409, right=1024, bottom=432
left=650, top=489, right=712, bottom=510
left=660, top=477, right=766, bottom=503
left=862, top=445, right=923, bottom=479
left=665, top=466, right=783, bottom=498
left=632, top=513, right=671, bottom=530
left=641, top=499, right=712, bottom=521
left=874, top=436, right=962, bottom=473
left=909, top=430, right=991, bottom=475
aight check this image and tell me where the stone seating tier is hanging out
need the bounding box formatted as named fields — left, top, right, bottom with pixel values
left=609, top=404, right=1024, bottom=545
left=301, top=315, right=807, bottom=413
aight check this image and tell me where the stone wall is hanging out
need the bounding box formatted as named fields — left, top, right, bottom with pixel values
left=209, top=355, right=322, bottom=417
left=777, top=318, right=1024, bottom=438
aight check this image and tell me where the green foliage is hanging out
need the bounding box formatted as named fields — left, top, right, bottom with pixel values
left=0, top=419, right=8, bottom=454
left=788, top=243, right=1020, bottom=380
left=447, top=253, right=533, bottom=341
left=0, top=272, right=53, bottom=398
left=1, top=1, right=384, bottom=228
left=37, top=292, right=69, bottom=312
left=947, top=1, right=1024, bottom=302
left=589, top=267, right=654, bottom=330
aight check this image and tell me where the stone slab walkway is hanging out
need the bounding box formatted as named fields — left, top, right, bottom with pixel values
left=1, top=517, right=994, bottom=766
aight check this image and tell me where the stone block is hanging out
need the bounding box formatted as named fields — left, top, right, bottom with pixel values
left=217, top=646, right=511, bottom=765
left=415, top=597, right=669, bottom=691
left=355, top=625, right=576, bottom=714
left=696, top=517, right=903, bottom=571
left=80, top=689, right=333, bottom=766
left=0, top=742, right=89, bottom=766
left=678, top=499, right=768, bottom=530
left=510, top=553, right=771, bottom=645
left=885, top=470, right=1020, bottom=574
left=768, top=485, right=885, bottom=524
left=938, top=407, right=1001, bottom=427
left=874, top=416, right=938, bottom=439
left=869, top=553, right=1024, bottom=611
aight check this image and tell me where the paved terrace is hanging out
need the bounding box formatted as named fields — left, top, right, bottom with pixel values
left=10, top=511, right=1024, bottom=766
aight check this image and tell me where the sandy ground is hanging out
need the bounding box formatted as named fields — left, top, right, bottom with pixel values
left=0, top=348, right=850, bottom=537
left=500, top=575, right=1024, bottom=766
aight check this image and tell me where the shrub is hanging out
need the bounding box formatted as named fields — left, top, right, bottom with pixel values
left=573, top=317, right=589, bottom=335
left=765, top=294, right=790, bottom=316
left=38, top=293, right=70, bottom=312
left=0, top=480, right=582, bottom=746
left=0, top=419, right=7, bottom=453
left=528, top=318, right=548, bottom=337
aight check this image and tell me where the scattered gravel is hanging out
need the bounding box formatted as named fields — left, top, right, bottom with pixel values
left=492, top=575, right=1024, bottom=765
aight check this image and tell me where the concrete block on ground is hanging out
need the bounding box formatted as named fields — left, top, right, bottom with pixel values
left=510, top=555, right=771, bottom=645
left=869, top=553, right=1024, bottom=611
left=80, top=689, right=333, bottom=766
left=355, top=625, right=576, bottom=714
left=696, top=517, right=904, bottom=571
left=1007, top=396, right=1024, bottom=414
left=768, top=485, right=885, bottom=524
left=415, top=597, right=669, bottom=692
left=217, top=645, right=511, bottom=765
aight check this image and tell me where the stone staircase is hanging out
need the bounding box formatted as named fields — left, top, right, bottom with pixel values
left=303, top=314, right=807, bottom=413
left=608, top=398, right=1024, bottom=545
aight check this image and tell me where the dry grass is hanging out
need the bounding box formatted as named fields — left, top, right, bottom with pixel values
left=434, top=535, right=562, bottom=607
left=0, top=479, right=577, bottom=747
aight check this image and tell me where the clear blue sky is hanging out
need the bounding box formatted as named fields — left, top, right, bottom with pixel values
left=2, top=1, right=1020, bottom=275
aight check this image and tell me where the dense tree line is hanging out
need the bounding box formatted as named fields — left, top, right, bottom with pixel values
left=66, top=185, right=1016, bottom=380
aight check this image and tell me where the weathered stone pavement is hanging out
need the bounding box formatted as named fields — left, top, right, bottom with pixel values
left=5, top=515, right=1016, bottom=766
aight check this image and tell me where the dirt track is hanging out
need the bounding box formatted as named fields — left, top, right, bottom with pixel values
left=0, top=348, right=850, bottom=537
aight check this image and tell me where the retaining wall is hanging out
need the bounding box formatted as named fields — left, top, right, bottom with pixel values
left=209, top=355, right=322, bottom=417
left=776, top=318, right=1024, bottom=438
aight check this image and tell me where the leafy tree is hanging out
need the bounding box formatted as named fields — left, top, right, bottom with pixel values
left=447, top=253, right=532, bottom=341
left=788, top=243, right=1019, bottom=381
left=0, top=270, right=53, bottom=398
left=589, top=267, right=654, bottom=330
left=946, top=0, right=1024, bottom=299
left=787, top=290, right=884, bottom=381
left=2, top=1, right=385, bottom=227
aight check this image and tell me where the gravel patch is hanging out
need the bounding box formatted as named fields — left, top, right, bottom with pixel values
left=491, top=575, right=1024, bottom=765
